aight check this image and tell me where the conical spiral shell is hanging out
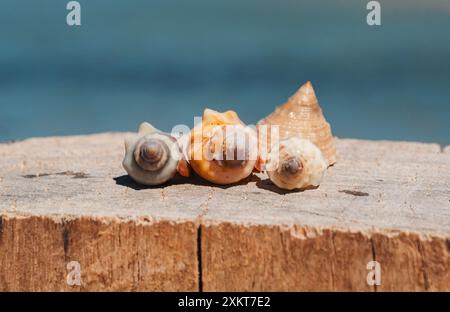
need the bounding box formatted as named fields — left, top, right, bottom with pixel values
left=257, top=81, right=336, bottom=168
left=188, top=108, right=258, bottom=185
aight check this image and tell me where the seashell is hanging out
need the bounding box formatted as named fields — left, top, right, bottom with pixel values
left=123, top=122, right=184, bottom=186
left=188, top=108, right=258, bottom=184
left=257, top=81, right=336, bottom=170
left=265, top=136, right=327, bottom=190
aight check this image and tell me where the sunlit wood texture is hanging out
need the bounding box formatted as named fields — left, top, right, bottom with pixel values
left=0, top=134, right=449, bottom=291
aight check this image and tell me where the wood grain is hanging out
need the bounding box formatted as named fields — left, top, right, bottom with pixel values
left=0, top=133, right=449, bottom=291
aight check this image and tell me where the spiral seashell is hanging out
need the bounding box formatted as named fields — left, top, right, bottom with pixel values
left=188, top=108, right=258, bottom=184
left=266, top=136, right=327, bottom=190
left=134, top=138, right=169, bottom=172
left=257, top=81, right=336, bottom=170
left=122, top=122, right=183, bottom=186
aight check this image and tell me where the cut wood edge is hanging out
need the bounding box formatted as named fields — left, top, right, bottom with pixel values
left=0, top=213, right=448, bottom=291
left=0, top=214, right=199, bottom=291
left=200, top=221, right=450, bottom=291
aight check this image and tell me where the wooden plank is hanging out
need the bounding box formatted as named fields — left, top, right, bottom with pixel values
left=200, top=139, right=450, bottom=291
left=0, top=216, right=198, bottom=291
left=201, top=224, right=374, bottom=291
left=0, top=134, right=200, bottom=291
left=0, top=133, right=449, bottom=291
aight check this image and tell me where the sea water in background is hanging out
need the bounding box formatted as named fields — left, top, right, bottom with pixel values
left=0, top=0, right=449, bottom=145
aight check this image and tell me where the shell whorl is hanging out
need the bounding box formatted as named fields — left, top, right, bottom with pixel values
left=266, top=137, right=327, bottom=190
left=122, top=122, right=181, bottom=186
left=134, top=138, right=170, bottom=172
left=280, top=157, right=303, bottom=176
left=257, top=81, right=336, bottom=168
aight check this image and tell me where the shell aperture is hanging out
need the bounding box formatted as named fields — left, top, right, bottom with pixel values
left=266, top=137, right=327, bottom=190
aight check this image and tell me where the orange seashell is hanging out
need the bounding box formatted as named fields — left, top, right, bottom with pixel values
left=257, top=81, right=336, bottom=170
left=188, top=108, right=258, bottom=185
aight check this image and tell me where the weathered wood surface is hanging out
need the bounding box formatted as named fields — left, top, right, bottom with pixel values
left=0, top=133, right=449, bottom=291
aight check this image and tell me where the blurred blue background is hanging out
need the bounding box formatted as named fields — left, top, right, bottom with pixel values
left=0, top=0, right=449, bottom=145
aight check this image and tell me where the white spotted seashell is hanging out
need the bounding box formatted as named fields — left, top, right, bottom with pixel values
left=266, top=136, right=327, bottom=190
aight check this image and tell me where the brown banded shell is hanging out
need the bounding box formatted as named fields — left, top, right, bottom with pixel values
left=257, top=81, right=336, bottom=170
left=122, top=122, right=183, bottom=186
left=134, top=138, right=170, bottom=172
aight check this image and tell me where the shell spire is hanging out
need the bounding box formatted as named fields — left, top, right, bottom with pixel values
left=287, top=81, right=318, bottom=109
left=258, top=81, right=336, bottom=167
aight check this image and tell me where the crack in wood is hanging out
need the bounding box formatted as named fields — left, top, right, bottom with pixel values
left=330, top=232, right=337, bottom=290
left=22, top=171, right=90, bottom=179
left=62, top=218, right=70, bottom=261
left=370, top=237, right=377, bottom=292
left=417, top=239, right=430, bottom=290
left=0, top=215, right=3, bottom=242
left=198, top=187, right=214, bottom=219
left=197, top=224, right=203, bottom=292
left=339, top=190, right=369, bottom=197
